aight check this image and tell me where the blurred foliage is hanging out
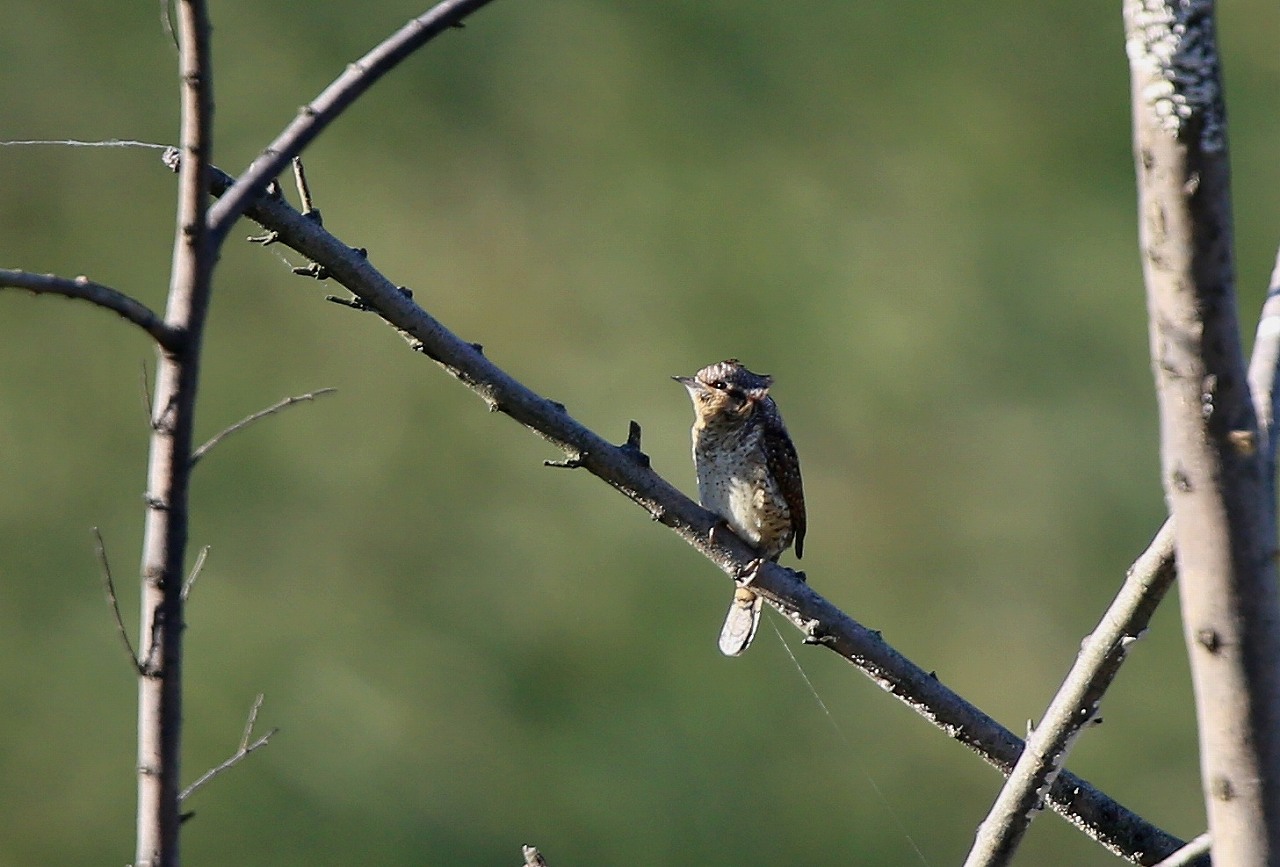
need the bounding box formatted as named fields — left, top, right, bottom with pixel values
left=2, top=1, right=1279, bottom=864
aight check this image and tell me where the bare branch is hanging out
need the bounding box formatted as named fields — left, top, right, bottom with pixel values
left=92, top=528, right=143, bottom=675
left=1247, top=246, right=1280, bottom=463
left=1153, top=833, right=1211, bottom=867
left=205, top=0, right=497, bottom=245
left=964, top=522, right=1182, bottom=866
left=966, top=232, right=1280, bottom=866
left=180, top=546, right=210, bottom=603
left=292, top=157, right=317, bottom=216
left=1126, top=0, right=1280, bottom=861
left=136, top=0, right=216, bottom=862
left=190, top=388, right=337, bottom=468
left=187, top=157, right=1199, bottom=865
left=0, top=269, right=183, bottom=350
left=140, top=359, right=156, bottom=421
left=180, top=694, right=278, bottom=802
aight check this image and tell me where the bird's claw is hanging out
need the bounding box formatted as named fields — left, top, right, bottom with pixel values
left=734, top=558, right=765, bottom=586
left=803, top=621, right=836, bottom=646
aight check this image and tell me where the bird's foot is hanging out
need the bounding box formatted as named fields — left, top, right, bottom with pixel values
left=734, top=558, right=765, bottom=586
left=802, top=620, right=836, bottom=646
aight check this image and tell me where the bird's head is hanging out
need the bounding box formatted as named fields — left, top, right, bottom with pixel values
left=673, top=359, right=773, bottom=425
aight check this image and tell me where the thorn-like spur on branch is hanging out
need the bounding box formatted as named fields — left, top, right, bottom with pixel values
left=92, top=527, right=144, bottom=675
left=621, top=419, right=650, bottom=467
left=0, top=269, right=184, bottom=351
left=521, top=845, right=550, bottom=867
left=325, top=293, right=372, bottom=311
left=185, top=160, right=1199, bottom=864
left=190, top=388, right=337, bottom=468
left=546, top=421, right=650, bottom=469
left=205, top=0, right=499, bottom=245
left=179, top=694, right=278, bottom=803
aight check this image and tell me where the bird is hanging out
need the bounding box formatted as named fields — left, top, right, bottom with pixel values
left=673, top=359, right=806, bottom=656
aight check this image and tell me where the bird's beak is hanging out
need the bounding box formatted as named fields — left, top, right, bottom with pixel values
left=672, top=375, right=696, bottom=389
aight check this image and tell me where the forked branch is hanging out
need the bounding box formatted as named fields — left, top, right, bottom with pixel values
left=1126, top=0, right=1280, bottom=861
left=180, top=694, right=278, bottom=803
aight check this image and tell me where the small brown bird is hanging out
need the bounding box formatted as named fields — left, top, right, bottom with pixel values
left=674, top=359, right=806, bottom=656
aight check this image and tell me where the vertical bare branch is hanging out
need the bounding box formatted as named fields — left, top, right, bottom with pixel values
left=964, top=243, right=1280, bottom=866
left=135, top=0, right=215, bottom=863
left=1125, top=1, right=1280, bottom=862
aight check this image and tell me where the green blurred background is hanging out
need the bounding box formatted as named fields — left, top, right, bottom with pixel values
left=3, top=1, right=1279, bottom=864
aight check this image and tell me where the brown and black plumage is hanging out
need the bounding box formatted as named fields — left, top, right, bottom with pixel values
left=674, top=359, right=806, bottom=655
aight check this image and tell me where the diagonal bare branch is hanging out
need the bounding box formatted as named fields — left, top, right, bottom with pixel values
left=965, top=239, right=1280, bottom=866
left=190, top=388, right=337, bottom=468
left=176, top=155, right=1201, bottom=865
left=205, top=0, right=497, bottom=245
left=180, top=694, right=278, bottom=802
left=0, top=269, right=183, bottom=350
left=965, top=524, right=1179, bottom=866
left=91, top=527, right=143, bottom=675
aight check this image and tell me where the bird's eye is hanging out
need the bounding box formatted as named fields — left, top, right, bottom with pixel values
left=710, top=380, right=726, bottom=390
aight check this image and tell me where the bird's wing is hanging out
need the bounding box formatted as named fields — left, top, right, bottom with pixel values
left=763, top=414, right=806, bottom=558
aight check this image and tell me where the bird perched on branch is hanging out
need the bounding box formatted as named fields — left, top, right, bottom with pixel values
left=674, top=359, right=806, bottom=656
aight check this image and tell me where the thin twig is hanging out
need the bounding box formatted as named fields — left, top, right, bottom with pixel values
left=180, top=694, right=278, bottom=802
left=1153, top=833, right=1211, bottom=867
left=1247, top=245, right=1280, bottom=466
left=187, top=157, right=1199, bottom=865
left=292, top=157, right=316, bottom=216
left=0, top=270, right=183, bottom=350
left=140, top=359, right=155, bottom=421
left=206, top=0, right=497, bottom=244
left=92, top=527, right=143, bottom=675
left=181, top=546, right=210, bottom=602
left=190, top=387, right=337, bottom=467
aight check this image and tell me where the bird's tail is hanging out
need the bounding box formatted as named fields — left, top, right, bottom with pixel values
left=718, top=587, right=763, bottom=656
